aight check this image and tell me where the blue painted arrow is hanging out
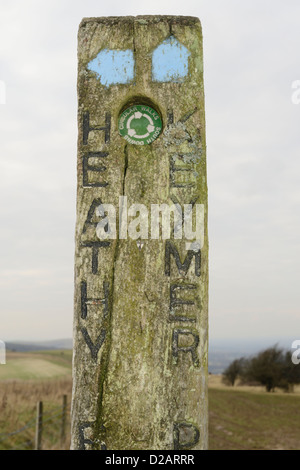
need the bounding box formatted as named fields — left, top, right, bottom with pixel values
left=152, top=36, right=190, bottom=83
left=88, top=49, right=134, bottom=87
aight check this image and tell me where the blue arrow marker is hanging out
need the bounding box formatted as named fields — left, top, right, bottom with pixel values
left=88, top=49, right=134, bottom=87
left=152, top=36, right=190, bottom=83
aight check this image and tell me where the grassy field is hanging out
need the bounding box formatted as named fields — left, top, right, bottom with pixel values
left=0, top=350, right=72, bottom=381
left=0, top=350, right=72, bottom=450
left=1, top=352, right=300, bottom=450
left=208, top=375, right=300, bottom=450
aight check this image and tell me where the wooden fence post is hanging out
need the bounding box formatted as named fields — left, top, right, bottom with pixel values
left=60, top=394, right=67, bottom=445
left=35, top=401, right=43, bottom=450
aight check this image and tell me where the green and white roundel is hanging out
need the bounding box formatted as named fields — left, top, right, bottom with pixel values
left=118, top=105, right=162, bottom=145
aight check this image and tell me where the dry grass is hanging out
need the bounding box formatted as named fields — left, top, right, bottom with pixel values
left=2, top=362, right=300, bottom=450
left=0, top=354, right=72, bottom=450
left=208, top=374, right=300, bottom=450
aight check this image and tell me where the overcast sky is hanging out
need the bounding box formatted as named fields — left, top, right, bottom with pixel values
left=0, top=0, right=299, bottom=343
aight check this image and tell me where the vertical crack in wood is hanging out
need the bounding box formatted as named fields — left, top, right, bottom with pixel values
left=94, top=143, right=128, bottom=449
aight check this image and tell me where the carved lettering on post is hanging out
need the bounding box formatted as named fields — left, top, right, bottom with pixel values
left=78, top=423, right=95, bottom=450
left=81, top=242, right=110, bottom=275
left=80, top=327, right=106, bottom=361
left=83, top=111, right=111, bottom=145
left=172, top=328, right=200, bottom=367
left=78, top=422, right=107, bottom=450
left=79, top=280, right=109, bottom=361
left=173, top=422, right=200, bottom=450
left=82, top=152, right=109, bottom=188
left=165, top=241, right=201, bottom=277
left=82, top=198, right=106, bottom=234
left=169, top=283, right=197, bottom=322
left=80, top=280, right=109, bottom=319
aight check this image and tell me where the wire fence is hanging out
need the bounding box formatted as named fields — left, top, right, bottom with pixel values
left=0, top=395, right=70, bottom=450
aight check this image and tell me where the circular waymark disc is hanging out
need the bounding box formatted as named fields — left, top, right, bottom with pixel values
left=118, top=105, right=162, bottom=145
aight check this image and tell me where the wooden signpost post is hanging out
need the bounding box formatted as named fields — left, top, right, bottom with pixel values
left=71, top=15, right=208, bottom=450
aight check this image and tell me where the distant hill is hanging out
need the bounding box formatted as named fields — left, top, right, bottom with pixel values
left=208, top=336, right=296, bottom=374
left=6, top=338, right=73, bottom=352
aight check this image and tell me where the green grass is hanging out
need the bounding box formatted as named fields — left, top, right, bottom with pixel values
left=0, top=350, right=72, bottom=450
left=0, top=377, right=72, bottom=450
left=0, top=350, right=72, bottom=381
left=209, top=387, right=300, bottom=450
